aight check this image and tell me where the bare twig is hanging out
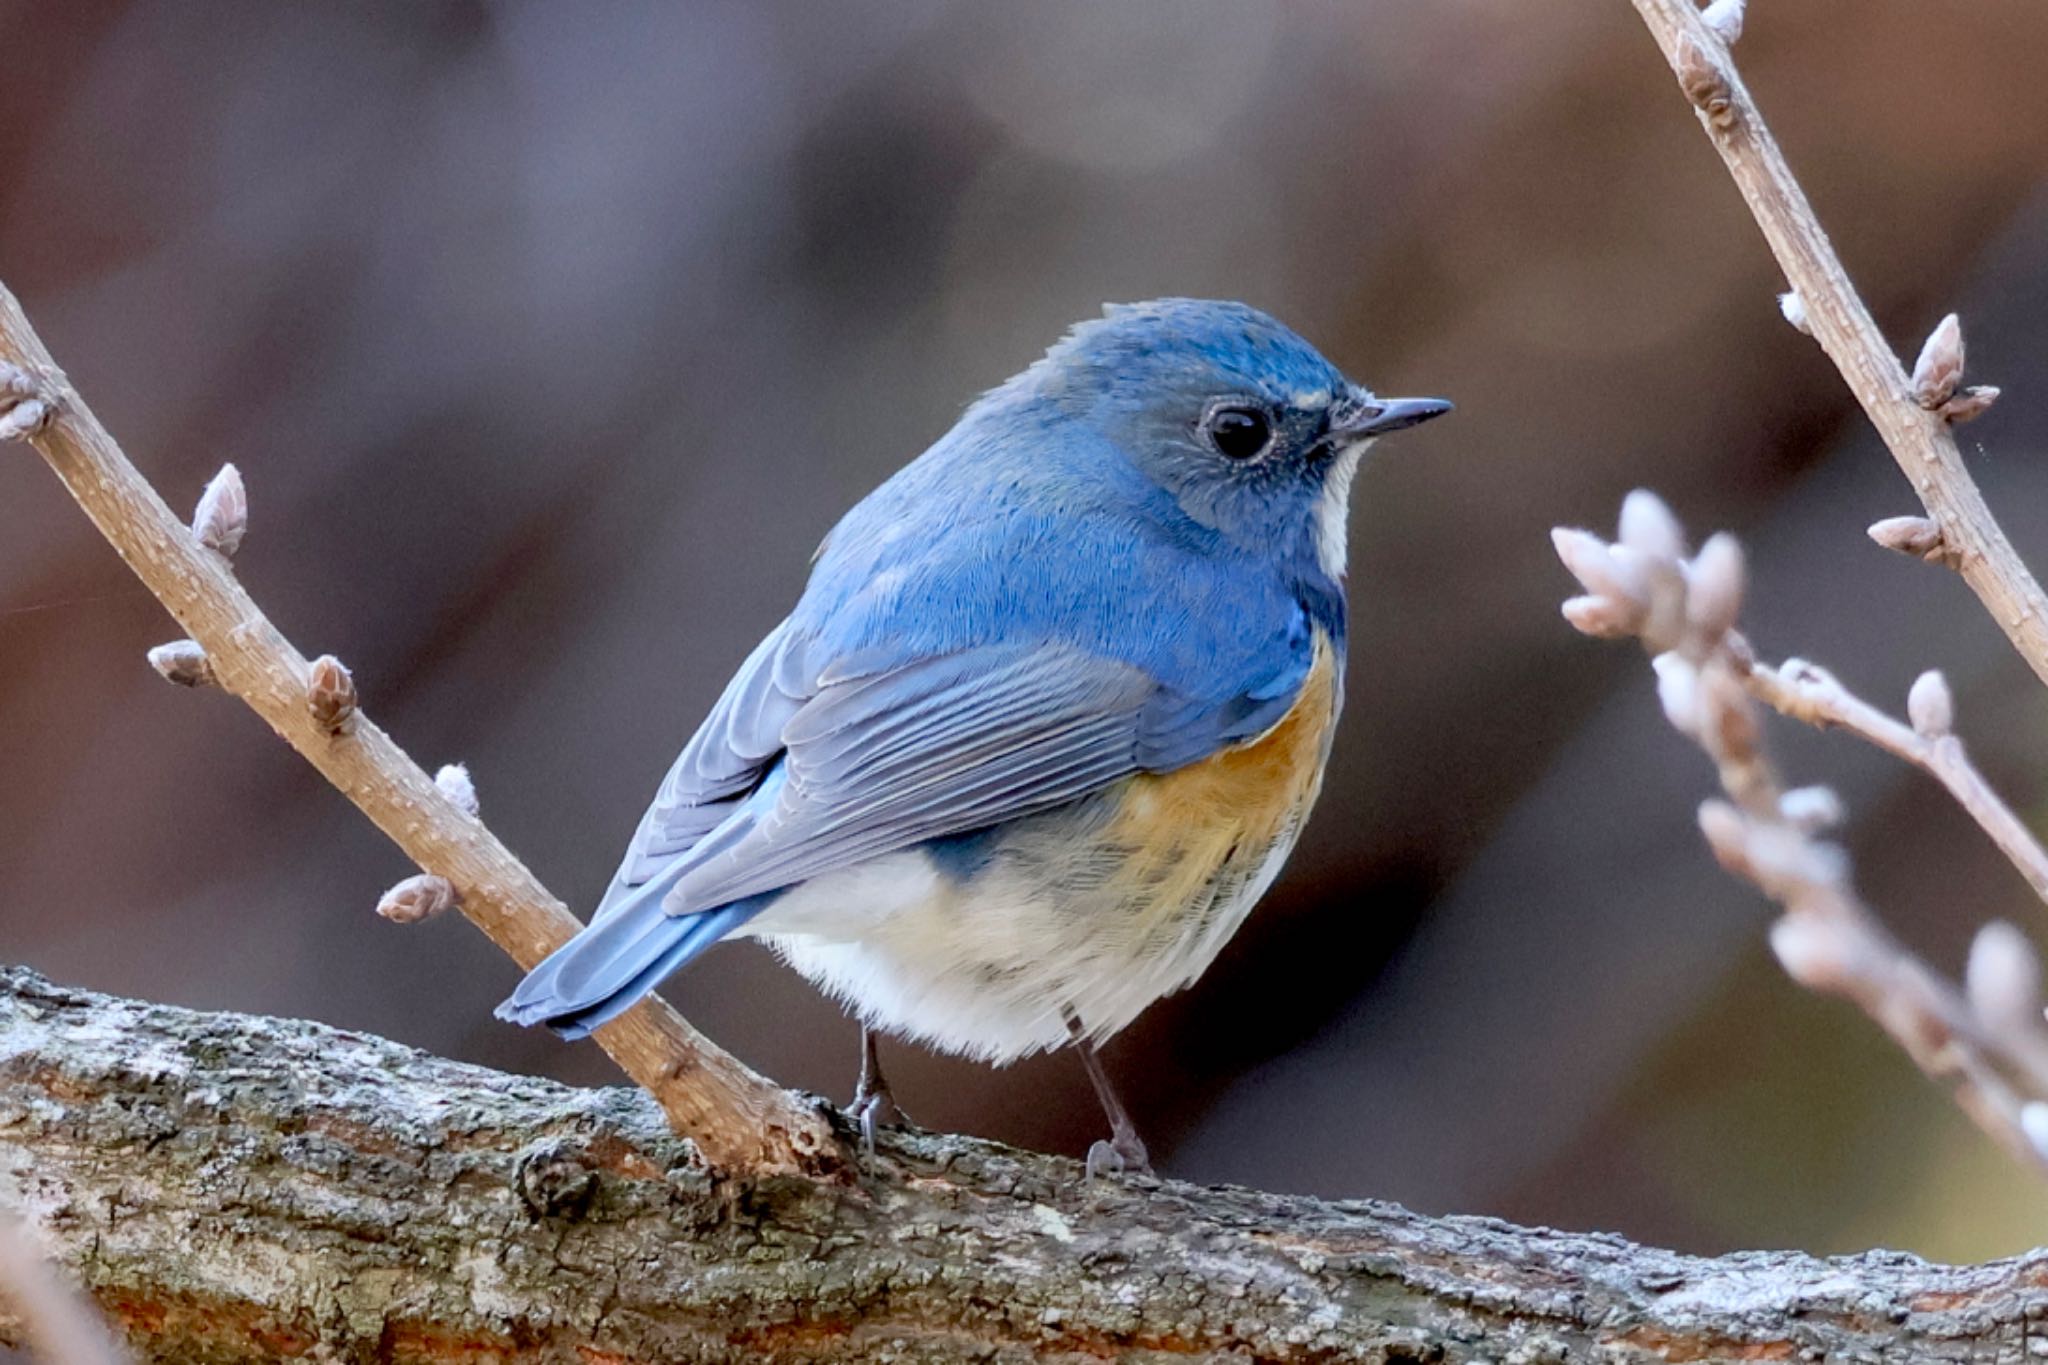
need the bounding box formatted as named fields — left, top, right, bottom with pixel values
left=1631, top=0, right=2048, bottom=687
left=1737, top=652, right=2048, bottom=906
left=1556, top=492, right=2048, bottom=1174
left=0, top=1208, right=124, bottom=1365
left=0, top=280, right=837, bottom=1176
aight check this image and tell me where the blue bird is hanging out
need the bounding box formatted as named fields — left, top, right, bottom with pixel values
left=498, top=299, right=1449, bottom=1174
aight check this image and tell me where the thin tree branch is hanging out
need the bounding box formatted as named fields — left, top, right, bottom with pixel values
left=1556, top=493, right=2048, bottom=1176
left=1738, top=648, right=2048, bottom=905
left=0, top=279, right=838, bottom=1177
left=1630, top=0, right=2048, bottom=686
left=5, top=964, right=2046, bottom=1363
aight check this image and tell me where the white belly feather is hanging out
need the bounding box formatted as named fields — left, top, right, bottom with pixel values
left=744, top=816, right=1301, bottom=1063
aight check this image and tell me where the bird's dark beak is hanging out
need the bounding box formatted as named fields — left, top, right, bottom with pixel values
left=1332, top=394, right=1454, bottom=439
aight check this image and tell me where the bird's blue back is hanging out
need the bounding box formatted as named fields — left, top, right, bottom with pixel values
left=798, top=302, right=1351, bottom=691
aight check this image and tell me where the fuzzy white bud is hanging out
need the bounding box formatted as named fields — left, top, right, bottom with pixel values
left=1966, top=920, right=2042, bottom=1036
left=1866, top=515, right=1943, bottom=561
left=1701, top=0, right=1745, bottom=44
left=1769, top=915, right=1856, bottom=992
left=1653, top=652, right=1701, bottom=735
left=1551, top=527, right=1647, bottom=607
left=377, top=873, right=459, bottom=925
left=2022, top=1103, right=2048, bottom=1165
left=434, top=762, right=480, bottom=817
left=1561, top=595, right=1640, bottom=640
left=0, top=362, right=49, bottom=440
left=1697, top=798, right=1749, bottom=874
left=191, top=462, right=247, bottom=559
left=1907, top=669, right=1954, bottom=739
left=1685, top=532, right=1746, bottom=642
left=147, top=638, right=216, bottom=689
left=1617, top=489, right=1686, bottom=563
left=1911, top=313, right=1965, bottom=410
left=1777, top=290, right=1812, bottom=336
left=1778, top=786, right=1844, bottom=834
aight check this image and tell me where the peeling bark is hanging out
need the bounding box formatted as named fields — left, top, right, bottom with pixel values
left=0, top=967, right=2042, bottom=1363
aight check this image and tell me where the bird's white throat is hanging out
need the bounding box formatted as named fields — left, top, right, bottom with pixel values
left=1315, top=442, right=1369, bottom=579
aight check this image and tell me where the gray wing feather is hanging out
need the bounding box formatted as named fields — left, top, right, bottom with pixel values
left=598, top=624, right=811, bottom=917
left=660, top=645, right=1157, bottom=915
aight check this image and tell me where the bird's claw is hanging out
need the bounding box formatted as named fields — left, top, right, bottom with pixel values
left=1084, top=1131, right=1152, bottom=1180
left=848, top=1086, right=916, bottom=1154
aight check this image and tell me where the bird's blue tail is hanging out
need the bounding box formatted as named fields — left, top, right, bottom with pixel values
left=495, top=879, right=767, bottom=1040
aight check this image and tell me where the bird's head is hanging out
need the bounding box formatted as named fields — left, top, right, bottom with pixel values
left=1015, top=298, right=1449, bottom=580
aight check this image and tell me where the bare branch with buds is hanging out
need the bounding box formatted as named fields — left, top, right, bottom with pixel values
left=0, top=275, right=837, bottom=1177
left=1556, top=490, right=2048, bottom=1173
left=1632, top=0, right=2048, bottom=686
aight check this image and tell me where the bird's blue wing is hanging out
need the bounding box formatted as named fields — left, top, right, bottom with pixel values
left=654, top=629, right=1315, bottom=917
left=592, top=622, right=813, bottom=921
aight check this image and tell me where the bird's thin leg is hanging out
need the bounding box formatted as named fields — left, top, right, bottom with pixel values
left=1064, top=1008, right=1152, bottom=1178
left=849, top=1025, right=914, bottom=1152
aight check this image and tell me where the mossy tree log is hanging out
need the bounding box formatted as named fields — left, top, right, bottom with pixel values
left=1, top=968, right=2044, bottom=1362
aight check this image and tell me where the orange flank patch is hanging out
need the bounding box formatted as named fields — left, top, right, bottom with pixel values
left=1108, top=634, right=1338, bottom=932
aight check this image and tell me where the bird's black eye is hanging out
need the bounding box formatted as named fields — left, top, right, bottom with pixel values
left=1203, top=405, right=1271, bottom=460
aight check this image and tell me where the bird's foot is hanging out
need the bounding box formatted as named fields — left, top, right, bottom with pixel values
left=1084, top=1128, right=1152, bottom=1180
left=848, top=1083, right=917, bottom=1154
left=850, top=1028, right=917, bottom=1154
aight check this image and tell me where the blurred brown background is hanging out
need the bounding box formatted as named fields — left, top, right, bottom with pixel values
left=6, top=0, right=2048, bottom=1263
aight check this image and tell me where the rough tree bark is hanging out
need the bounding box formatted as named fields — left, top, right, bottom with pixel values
left=1, top=967, right=2042, bottom=1363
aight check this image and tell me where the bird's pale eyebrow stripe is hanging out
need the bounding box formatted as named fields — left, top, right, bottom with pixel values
left=1291, top=388, right=1331, bottom=408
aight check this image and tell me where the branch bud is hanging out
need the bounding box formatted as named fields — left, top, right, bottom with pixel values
left=191, top=462, right=247, bottom=560
left=1966, top=920, right=2042, bottom=1037
left=1561, top=596, right=1637, bottom=639
left=307, top=654, right=358, bottom=734
left=1768, top=915, right=1856, bottom=993
left=1675, top=36, right=1735, bottom=129
left=1685, top=532, right=1745, bottom=643
left=1778, top=785, right=1844, bottom=834
left=146, top=638, right=216, bottom=689
left=2023, top=1103, right=2048, bottom=1165
left=1653, top=652, right=1700, bottom=735
left=377, top=873, right=460, bottom=925
left=1866, top=515, right=1944, bottom=562
left=1777, top=290, right=1812, bottom=336
left=0, top=361, right=50, bottom=440
left=1697, top=798, right=1751, bottom=876
left=1906, top=669, right=1953, bottom=739
left=1617, top=489, right=1686, bottom=563
left=1551, top=527, right=1647, bottom=607
left=1939, top=385, right=1999, bottom=425
left=1911, top=313, right=1964, bottom=410
left=1701, top=0, right=1745, bottom=44
left=435, top=762, right=480, bottom=817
